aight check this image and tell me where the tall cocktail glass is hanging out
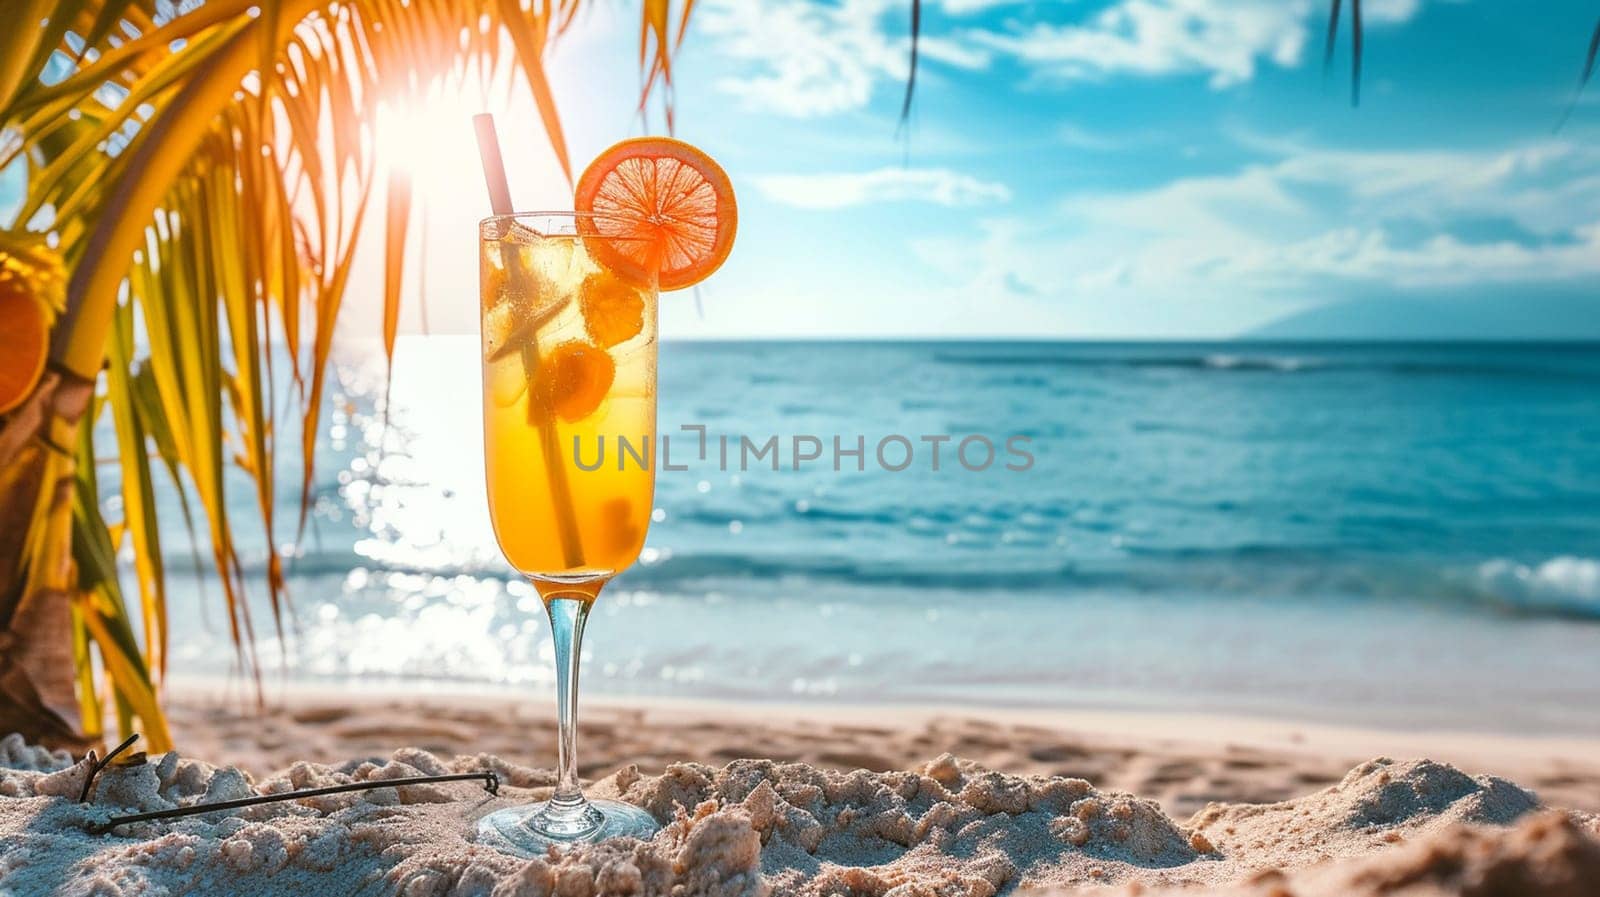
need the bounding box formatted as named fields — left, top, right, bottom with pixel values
left=475, top=212, right=660, bottom=851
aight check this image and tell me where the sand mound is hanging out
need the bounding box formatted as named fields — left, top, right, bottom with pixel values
left=1088, top=811, right=1600, bottom=897
left=1, top=733, right=1593, bottom=896
left=1177, top=756, right=1542, bottom=876
left=605, top=753, right=1202, bottom=896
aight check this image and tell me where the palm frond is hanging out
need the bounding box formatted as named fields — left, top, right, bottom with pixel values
left=1350, top=0, right=1363, bottom=108
left=1555, top=17, right=1600, bottom=132
left=1323, top=0, right=1362, bottom=107
left=70, top=423, right=172, bottom=752
left=899, top=0, right=921, bottom=129
left=1323, top=0, right=1343, bottom=77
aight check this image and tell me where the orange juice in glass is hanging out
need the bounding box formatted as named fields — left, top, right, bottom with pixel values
left=476, top=213, right=660, bottom=849
left=480, top=215, right=658, bottom=584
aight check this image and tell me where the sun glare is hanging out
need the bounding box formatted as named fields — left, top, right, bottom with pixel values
left=363, top=75, right=584, bottom=336
left=375, top=74, right=582, bottom=213
left=376, top=88, right=483, bottom=183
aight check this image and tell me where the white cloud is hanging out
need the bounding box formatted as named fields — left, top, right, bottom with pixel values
left=696, top=0, right=987, bottom=118
left=970, top=0, right=1433, bottom=89
left=912, top=140, right=1600, bottom=315
left=972, top=0, right=1312, bottom=88
left=939, top=0, right=1026, bottom=14
left=1090, top=140, right=1600, bottom=288
left=697, top=0, right=1438, bottom=119
left=915, top=34, right=995, bottom=70
left=1224, top=225, right=1600, bottom=289
left=1363, top=0, right=1426, bottom=25
left=755, top=167, right=1012, bottom=209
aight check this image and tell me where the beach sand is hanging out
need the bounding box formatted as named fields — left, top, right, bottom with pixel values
left=163, top=682, right=1600, bottom=819
left=3, top=683, right=1598, bottom=895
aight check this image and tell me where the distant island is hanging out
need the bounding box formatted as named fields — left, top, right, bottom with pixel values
left=1248, top=288, right=1600, bottom=341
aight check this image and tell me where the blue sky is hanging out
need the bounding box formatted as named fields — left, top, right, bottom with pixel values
left=639, top=0, right=1600, bottom=338
left=6, top=1, right=1598, bottom=340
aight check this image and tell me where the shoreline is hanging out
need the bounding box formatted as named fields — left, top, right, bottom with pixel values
left=167, top=673, right=1600, bottom=756
left=163, top=676, right=1600, bottom=816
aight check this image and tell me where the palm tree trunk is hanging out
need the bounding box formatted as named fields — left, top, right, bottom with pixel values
left=0, top=368, right=96, bottom=751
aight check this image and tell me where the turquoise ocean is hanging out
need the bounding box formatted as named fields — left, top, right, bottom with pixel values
left=140, top=339, right=1600, bottom=734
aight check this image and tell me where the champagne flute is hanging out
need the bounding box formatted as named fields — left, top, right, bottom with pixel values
left=474, top=211, right=660, bottom=851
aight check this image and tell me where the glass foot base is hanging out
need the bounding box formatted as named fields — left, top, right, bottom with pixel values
left=477, top=799, right=660, bottom=855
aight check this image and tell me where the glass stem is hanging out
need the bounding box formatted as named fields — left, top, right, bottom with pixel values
left=537, top=593, right=599, bottom=833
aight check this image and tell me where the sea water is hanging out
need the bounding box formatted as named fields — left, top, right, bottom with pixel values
left=143, top=338, right=1600, bottom=733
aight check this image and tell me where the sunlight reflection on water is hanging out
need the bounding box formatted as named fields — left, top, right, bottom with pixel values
left=152, top=336, right=1600, bottom=734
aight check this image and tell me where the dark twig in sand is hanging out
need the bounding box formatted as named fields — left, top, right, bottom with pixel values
left=88, top=771, right=501, bottom=834
left=79, top=733, right=142, bottom=803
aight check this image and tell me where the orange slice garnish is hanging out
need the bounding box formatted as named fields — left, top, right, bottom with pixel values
left=579, top=271, right=646, bottom=348
left=574, top=137, right=737, bottom=291
left=538, top=341, right=615, bottom=423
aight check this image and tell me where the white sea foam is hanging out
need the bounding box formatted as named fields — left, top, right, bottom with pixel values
left=1202, top=353, right=1319, bottom=372
left=1478, top=556, right=1600, bottom=613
